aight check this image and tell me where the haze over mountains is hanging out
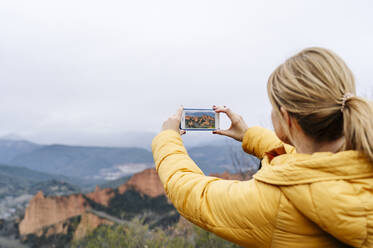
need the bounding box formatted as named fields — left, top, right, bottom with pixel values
left=1, top=130, right=229, bottom=150
left=0, top=133, right=246, bottom=185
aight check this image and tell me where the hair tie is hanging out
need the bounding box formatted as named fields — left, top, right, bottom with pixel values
left=341, top=93, right=354, bottom=112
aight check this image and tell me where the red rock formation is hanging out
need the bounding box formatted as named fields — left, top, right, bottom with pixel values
left=42, top=219, right=69, bottom=238
left=19, top=191, right=89, bottom=235
left=19, top=167, right=245, bottom=239
left=86, top=186, right=115, bottom=207
left=118, top=168, right=165, bottom=197
left=19, top=168, right=165, bottom=237
left=73, top=212, right=113, bottom=240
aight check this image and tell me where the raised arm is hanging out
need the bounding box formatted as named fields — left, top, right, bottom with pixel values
left=152, top=130, right=280, bottom=247
left=242, top=126, right=286, bottom=159
left=212, top=106, right=294, bottom=159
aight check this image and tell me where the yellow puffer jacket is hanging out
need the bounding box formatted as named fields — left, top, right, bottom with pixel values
left=152, top=127, right=373, bottom=248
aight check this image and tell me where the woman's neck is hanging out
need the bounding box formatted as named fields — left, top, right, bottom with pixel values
left=292, top=135, right=345, bottom=154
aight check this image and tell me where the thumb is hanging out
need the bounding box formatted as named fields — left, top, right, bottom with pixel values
left=212, top=129, right=229, bottom=136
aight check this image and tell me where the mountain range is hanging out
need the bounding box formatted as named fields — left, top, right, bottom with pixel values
left=0, top=138, right=153, bottom=185
left=1, top=130, right=230, bottom=150
left=0, top=136, right=251, bottom=185
left=0, top=133, right=259, bottom=247
left=0, top=139, right=41, bottom=164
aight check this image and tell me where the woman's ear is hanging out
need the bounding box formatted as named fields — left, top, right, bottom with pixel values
left=278, top=107, right=295, bottom=145
left=280, top=107, right=292, bottom=129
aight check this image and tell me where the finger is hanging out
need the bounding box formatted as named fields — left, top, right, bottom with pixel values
left=171, top=106, right=183, bottom=120
left=180, top=130, right=186, bottom=135
left=176, top=106, right=184, bottom=120
left=213, top=106, right=234, bottom=119
left=213, top=105, right=225, bottom=112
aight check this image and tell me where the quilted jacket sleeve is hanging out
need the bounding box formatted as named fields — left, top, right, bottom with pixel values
left=242, top=126, right=294, bottom=159
left=152, top=130, right=280, bottom=247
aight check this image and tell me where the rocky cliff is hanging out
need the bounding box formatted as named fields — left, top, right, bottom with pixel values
left=19, top=191, right=88, bottom=235
left=86, top=186, right=115, bottom=207
left=73, top=212, right=114, bottom=241
left=19, top=168, right=166, bottom=237
left=118, top=168, right=164, bottom=197
left=19, top=167, right=248, bottom=243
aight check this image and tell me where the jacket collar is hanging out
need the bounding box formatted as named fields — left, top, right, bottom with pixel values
left=254, top=145, right=373, bottom=185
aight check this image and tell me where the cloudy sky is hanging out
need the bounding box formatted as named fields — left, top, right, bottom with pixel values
left=0, top=0, right=372, bottom=146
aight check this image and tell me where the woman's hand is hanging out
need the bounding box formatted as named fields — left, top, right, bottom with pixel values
left=213, top=105, right=248, bottom=142
left=161, top=107, right=186, bottom=135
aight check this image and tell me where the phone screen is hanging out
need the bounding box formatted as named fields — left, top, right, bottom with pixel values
left=181, top=109, right=219, bottom=130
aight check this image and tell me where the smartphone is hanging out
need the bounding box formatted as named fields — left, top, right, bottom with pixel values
left=180, top=108, right=220, bottom=131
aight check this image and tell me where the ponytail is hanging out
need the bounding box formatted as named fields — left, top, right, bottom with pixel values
left=268, top=47, right=373, bottom=162
left=343, top=97, right=373, bottom=162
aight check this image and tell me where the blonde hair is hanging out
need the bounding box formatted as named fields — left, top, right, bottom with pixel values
left=267, top=47, right=373, bottom=161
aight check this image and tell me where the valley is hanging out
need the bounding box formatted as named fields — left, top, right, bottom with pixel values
left=0, top=137, right=259, bottom=247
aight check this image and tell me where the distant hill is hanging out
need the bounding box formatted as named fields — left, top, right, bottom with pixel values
left=188, top=145, right=231, bottom=175
left=0, top=139, right=40, bottom=164
left=0, top=164, right=56, bottom=184
left=8, top=145, right=154, bottom=180
left=99, top=175, right=131, bottom=189
left=0, top=164, right=80, bottom=198
left=0, top=164, right=81, bottom=219
left=188, top=144, right=259, bottom=175
left=0, top=136, right=258, bottom=184
left=0, top=138, right=241, bottom=181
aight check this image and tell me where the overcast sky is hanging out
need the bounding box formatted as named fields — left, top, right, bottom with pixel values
left=0, top=0, right=372, bottom=146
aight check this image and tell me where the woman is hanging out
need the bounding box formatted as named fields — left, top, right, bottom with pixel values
left=152, top=47, right=373, bottom=247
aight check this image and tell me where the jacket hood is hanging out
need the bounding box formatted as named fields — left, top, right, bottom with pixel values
left=255, top=149, right=373, bottom=185
left=254, top=148, right=373, bottom=247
